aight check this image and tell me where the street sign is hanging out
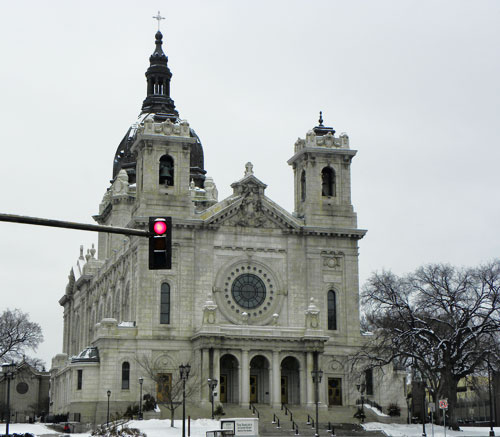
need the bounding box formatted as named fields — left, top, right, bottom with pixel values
left=439, top=399, right=448, bottom=410
left=429, top=403, right=436, bottom=413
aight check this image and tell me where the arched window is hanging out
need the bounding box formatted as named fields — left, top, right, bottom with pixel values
left=159, top=155, right=174, bottom=186
left=300, top=170, right=306, bottom=202
left=160, top=283, right=170, bottom=324
left=327, top=290, right=337, bottom=330
left=321, top=167, right=336, bottom=197
left=122, top=362, right=130, bottom=389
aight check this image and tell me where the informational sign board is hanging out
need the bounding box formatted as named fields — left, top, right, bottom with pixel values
left=439, top=399, right=448, bottom=410
left=220, top=418, right=259, bottom=437
left=429, top=402, right=436, bottom=413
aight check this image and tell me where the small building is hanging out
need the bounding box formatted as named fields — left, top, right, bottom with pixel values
left=0, top=362, right=50, bottom=423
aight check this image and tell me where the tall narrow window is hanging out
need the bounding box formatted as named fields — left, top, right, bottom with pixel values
left=159, top=155, right=174, bottom=186
left=122, top=362, right=130, bottom=389
left=365, top=368, right=373, bottom=395
left=321, top=167, right=336, bottom=197
left=300, top=170, right=306, bottom=202
left=327, top=290, right=337, bottom=330
left=160, top=283, right=170, bottom=324
left=77, top=369, right=83, bottom=390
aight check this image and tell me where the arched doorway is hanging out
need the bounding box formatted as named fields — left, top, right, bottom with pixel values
left=220, top=354, right=239, bottom=403
left=281, top=356, right=300, bottom=405
left=249, top=355, right=270, bottom=404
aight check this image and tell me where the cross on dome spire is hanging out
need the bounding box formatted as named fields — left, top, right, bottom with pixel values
left=141, top=25, right=178, bottom=118
left=153, top=11, right=165, bottom=31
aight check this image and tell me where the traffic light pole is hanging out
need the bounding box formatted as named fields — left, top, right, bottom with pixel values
left=0, top=213, right=150, bottom=238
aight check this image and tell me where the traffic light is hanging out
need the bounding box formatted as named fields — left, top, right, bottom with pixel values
left=149, top=217, right=172, bottom=270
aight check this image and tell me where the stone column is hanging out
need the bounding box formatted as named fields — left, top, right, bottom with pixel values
left=241, top=349, right=250, bottom=407
left=319, top=354, right=327, bottom=409
left=271, top=350, right=281, bottom=408
left=300, top=356, right=307, bottom=406
left=306, top=351, right=314, bottom=406
left=214, top=348, right=221, bottom=404
left=201, top=348, right=210, bottom=405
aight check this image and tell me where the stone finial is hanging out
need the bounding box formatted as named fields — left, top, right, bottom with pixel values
left=272, top=313, right=279, bottom=326
left=244, top=162, right=254, bottom=177
left=85, top=249, right=91, bottom=262
left=204, top=177, right=218, bottom=202
left=190, top=179, right=195, bottom=189
left=305, top=297, right=320, bottom=329
left=79, top=245, right=85, bottom=260
left=318, top=111, right=324, bottom=126
left=202, top=294, right=217, bottom=325
left=90, top=244, right=96, bottom=259
left=112, top=169, right=129, bottom=196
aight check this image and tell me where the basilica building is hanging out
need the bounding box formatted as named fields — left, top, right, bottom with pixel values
left=50, top=29, right=405, bottom=423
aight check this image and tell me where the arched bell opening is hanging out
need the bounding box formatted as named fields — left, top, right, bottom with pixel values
left=249, top=355, right=270, bottom=404
left=159, top=155, right=174, bottom=186
left=281, top=356, right=300, bottom=405
left=321, top=166, right=336, bottom=197
left=220, top=354, right=239, bottom=404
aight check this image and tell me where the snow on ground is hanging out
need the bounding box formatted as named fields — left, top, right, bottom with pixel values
left=364, top=403, right=389, bottom=417
left=364, top=422, right=500, bottom=437
left=3, top=419, right=500, bottom=437
left=1, top=418, right=221, bottom=437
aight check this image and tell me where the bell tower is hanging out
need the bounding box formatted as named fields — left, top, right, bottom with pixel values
left=287, top=113, right=358, bottom=228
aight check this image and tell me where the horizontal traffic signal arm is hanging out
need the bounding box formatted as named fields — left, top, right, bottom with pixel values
left=0, top=213, right=150, bottom=237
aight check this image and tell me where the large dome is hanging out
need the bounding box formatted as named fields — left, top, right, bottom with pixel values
left=112, top=114, right=206, bottom=187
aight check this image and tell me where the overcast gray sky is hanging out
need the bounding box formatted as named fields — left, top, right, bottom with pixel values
left=1, top=1, right=499, bottom=367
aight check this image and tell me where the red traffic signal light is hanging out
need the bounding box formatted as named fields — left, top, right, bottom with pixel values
left=153, top=220, right=167, bottom=235
left=149, top=217, right=172, bottom=270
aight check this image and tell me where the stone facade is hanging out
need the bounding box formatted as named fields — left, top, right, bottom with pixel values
left=0, top=362, right=50, bottom=423
left=50, top=31, right=406, bottom=424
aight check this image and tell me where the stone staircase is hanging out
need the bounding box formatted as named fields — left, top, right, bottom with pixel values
left=157, top=402, right=399, bottom=436
left=222, top=404, right=387, bottom=437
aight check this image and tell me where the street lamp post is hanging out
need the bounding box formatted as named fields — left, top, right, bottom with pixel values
left=488, top=358, right=495, bottom=437
left=406, top=394, right=412, bottom=424
left=2, top=363, right=16, bottom=436
left=139, top=377, right=144, bottom=420
left=356, top=382, right=366, bottom=424
left=208, top=378, right=218, bottom=419
left=311, top=354, right=323, bottom=437
left=106, top=390, right=111, bottom=426
left=179, top=363, right=191, bottom=437
left=413, top=373, right=426, bottom=437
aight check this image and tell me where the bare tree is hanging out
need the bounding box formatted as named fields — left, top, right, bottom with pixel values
left=358, top=262, right=500, bottom=430
left=0, top=309, right=43, bottom=361
left=136, top=355, right=199, bottom=427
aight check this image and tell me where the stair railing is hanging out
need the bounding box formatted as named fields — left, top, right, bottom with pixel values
left=249, top=403, right=260, bottom=418
left=292, top=420, right=299, bottom=435
left=282, top=403, right=294, bottom=421
left=307, top=414, right=315, bottom=428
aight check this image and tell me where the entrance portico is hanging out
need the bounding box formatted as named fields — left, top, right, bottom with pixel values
left=193, top=332, right=328, bottom=408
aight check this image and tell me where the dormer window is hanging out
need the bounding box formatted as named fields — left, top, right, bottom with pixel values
left=159, top=155, right=174, bottom=186
left=321, top=167, right=336, bottom=197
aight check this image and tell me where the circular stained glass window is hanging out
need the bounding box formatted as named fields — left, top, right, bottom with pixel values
left=231, top=274, right=266, bottom=309
left=16, top=382, right=29, bottom=395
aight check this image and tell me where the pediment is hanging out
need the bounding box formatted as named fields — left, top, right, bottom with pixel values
left=205, top=191, right=302, bottom=231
